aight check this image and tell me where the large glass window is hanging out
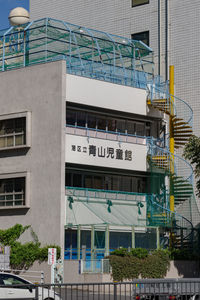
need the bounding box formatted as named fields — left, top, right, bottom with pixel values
left=66, top=169, right=147, bottom=193
left=110, top=232, right=132, bottom=249
left=131, top=0, right=149, bottom=8
left=0, top=177, right=25, bottom=207
left=0, top=117, right=26, bottom=149
left=66, top=108, right=158, bottom=138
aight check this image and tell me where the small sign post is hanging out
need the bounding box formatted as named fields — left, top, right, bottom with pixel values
left=48, top=248, right=57, bottom=284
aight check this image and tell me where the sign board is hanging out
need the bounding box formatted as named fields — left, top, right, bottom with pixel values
left=65, top=134, right=147, bottom=171
left=48, top=248, right=57, bottom=265
left=0, top=245, right=10, bottom=270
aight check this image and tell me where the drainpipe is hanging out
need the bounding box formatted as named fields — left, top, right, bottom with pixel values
left=158, top=0, right=161, bottom=76
left=165, top=0, right=168, bottom=81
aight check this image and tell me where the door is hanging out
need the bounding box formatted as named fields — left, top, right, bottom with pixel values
left=0, top=273, right=35, bottom=299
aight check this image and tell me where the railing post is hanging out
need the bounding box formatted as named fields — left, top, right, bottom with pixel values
left=114, top=282, right=118, bottom=300
left=35, top=286, right=39, bottom=300
left=156, top=227, right=160, bottom=249
left=77, top=225, right=81, bottom=260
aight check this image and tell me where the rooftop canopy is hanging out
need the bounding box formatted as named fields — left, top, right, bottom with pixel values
left=0, top=18, right=154, bottom=88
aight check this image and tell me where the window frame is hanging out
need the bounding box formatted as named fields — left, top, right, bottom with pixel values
left=0, top=111, right=31, bottom=151
left=131, top=0, right=149, bottom=8
left=0, top=172, right=30, bottom=209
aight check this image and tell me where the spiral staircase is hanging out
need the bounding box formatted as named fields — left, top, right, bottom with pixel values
left=146, top=80, right=198, bottom=250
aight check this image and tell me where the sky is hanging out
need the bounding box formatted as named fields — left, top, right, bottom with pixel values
left=0, top=0, right=29, bottom=30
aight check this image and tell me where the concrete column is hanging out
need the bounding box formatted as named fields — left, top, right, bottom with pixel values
left=105, top=225, right=110, bottom=256
left=156, top=227, right=160, bottom=249
left=132, top=226, right=135, bottom=248
left=77, top=225, right=81, bottom=260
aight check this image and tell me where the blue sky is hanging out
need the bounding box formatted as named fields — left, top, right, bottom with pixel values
left=0, top=0, right=29, bottom=30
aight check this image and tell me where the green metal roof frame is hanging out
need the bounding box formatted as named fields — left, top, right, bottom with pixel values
left=0, top=18, right=154, bottom=88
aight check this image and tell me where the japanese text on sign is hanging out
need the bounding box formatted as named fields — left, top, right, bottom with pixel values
left=48, top=248, right=57, bottom=265
left=71, top=145, right=132, bottom=161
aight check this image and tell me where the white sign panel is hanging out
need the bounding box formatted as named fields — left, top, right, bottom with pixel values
left=48, top=248, right=57, bottom=265
left=65, top=134, right=147, bottom=171
left=0, top=245, right=10, bottom=270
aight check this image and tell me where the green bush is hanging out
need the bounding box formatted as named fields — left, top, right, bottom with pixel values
left=110, top=248, right=128, bottom=257
left=108, top=248, right=170, bottom=281
left=129, top=248, right=148, bottom=259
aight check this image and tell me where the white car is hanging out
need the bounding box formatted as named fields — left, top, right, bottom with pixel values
left=0, top=272, right=61, bottom=300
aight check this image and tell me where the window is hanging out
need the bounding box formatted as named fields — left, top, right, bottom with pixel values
left=66, top=168, right=147, bottom=193
left=0, top=112, right=31, bottom=150
left=131, top=31, right=149, bottom=46
left=132, top=0, right=149, bottom=8
left=0, top=177, right=25, bottom=207
left=0, top=118, right=25, bottom=148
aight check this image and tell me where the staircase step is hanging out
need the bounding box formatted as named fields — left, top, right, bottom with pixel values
left=174, top=134, right=192, bottom=138
left=174, top=130, right=193, bottom=134
left=174, top=122, right=189, bottom=127
left=174, top=126, right=192, bottom=130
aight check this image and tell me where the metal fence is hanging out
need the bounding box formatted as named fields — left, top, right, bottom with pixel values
left=1, top=279, right=200, bottom=300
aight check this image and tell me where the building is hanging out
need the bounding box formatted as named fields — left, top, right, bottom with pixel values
left=30, top=0, right=200, bottom=152
left=0, top=16, right=199, bottom=277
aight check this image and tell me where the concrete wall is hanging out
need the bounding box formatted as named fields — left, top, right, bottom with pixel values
left=0, top=61, right=66, bottom=252
left=63, top=260, right=200, bottom=283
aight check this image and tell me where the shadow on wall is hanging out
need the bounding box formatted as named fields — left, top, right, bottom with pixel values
left=169, top=261, right=200, bottom=278
left=0, top=208, right=29, bottom=216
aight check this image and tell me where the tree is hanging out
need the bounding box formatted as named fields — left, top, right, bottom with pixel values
left=183, top=135, right=200, bottom=197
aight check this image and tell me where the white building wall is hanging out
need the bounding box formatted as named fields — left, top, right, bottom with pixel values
left=66, top=75, right=147, bottom=116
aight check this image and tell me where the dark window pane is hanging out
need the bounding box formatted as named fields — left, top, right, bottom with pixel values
left=15, top=118, right=25, bottom=133
left=110, top=232, right=131, bottom=249
left=14, top=178, right=25, bottom=192
left=84, top=175, right=93, bottom=188
left=97, top=117, right=106, bottom=130
left=127, top=121, right=135, bottom=135
left=65, top=229, right=77, bottom=248
left=112, top=176, right=120, bottom=191
left=93, top=176, right=103, bottom=189
left=131, top=31, right=149, bottom=46
left=121, top=176, right=131, bottom=192
left=4, top=119, right=14, bottom=134
left=136, top=122, right=145, bottom=136
left=73, top=173, right=82, bottom=187
left=66, top=172, right=71, bottom=186
left=107, top=119, right=116, bottom=132
left=95, top=231, right=105, bottom=248
left=116, top=120, right=126, bottom=133
left=104, top=176, right=112, bottom=190
left=77, top=111, right=86, bottom=127
left=132, top=0, right=149, bottom=8
left=81, top=230, right=91, bottom=248
left=66, top=110, right=76, bottom=126
left=87, top=114, right=96, bottom=129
